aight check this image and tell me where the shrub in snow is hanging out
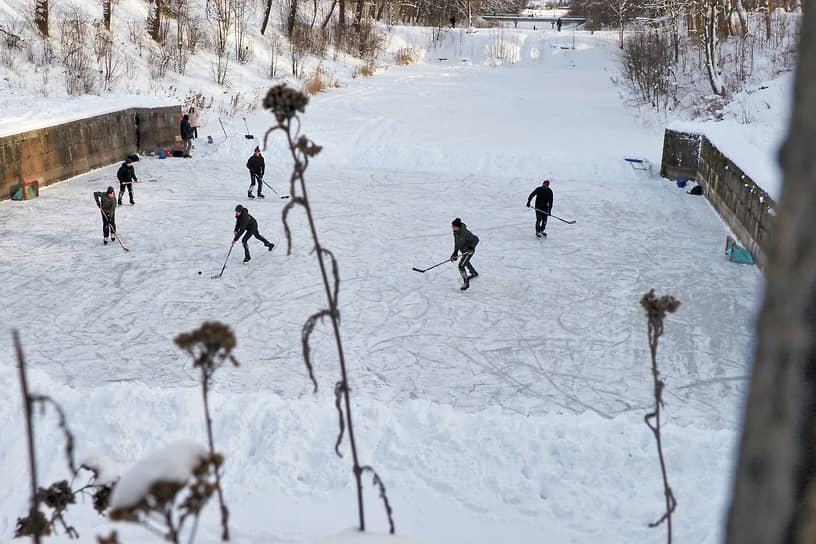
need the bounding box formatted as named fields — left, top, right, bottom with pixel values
left=174, top=321, right=238, bottom=541
left=640, top=289, right=681, bottom=542
left=262, top=84, right=394, bottom=534
left=12, top=331, right=118, bottom=541
left=109, top=439, right=223, bottom=544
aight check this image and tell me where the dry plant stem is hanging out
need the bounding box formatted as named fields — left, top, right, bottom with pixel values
left=641, top=290, right=679, bottom=543
left=14, top=329, right=42, bottom=544
left=282, top=117, right=366, bottom=530
left=199, top=359, right=230, bottom=541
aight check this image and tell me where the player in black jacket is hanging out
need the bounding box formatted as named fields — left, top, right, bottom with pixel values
left=526, top=179, right=554, bottom=237
left=232, top=205, right=275, bottom=262
left=246, top=147, right=265, bottom=199
left=93, top=186, right=117, bottom=244
left=117, top=159, right=139, bottom=205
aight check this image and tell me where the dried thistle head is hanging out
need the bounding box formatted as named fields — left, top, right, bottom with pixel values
left=109, top=481, right=185, bottom=522
left=640, top=289, right=681, bottom=324
left=295, top=135, right=322, bottom=158
left=92, top=485, right=113, bottom=514
left=263, top=84, right=310, bottom=123
left=14, top=509, right=50, bottom=538
left=174, top=321, right=239, bottom=370
left=37, top=480, right=76, bottom=510
left=97, top=530, right=120, bottom=544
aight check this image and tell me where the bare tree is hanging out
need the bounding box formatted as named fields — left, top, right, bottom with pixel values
left=35, top=0, right=48, bottom=37
left=101, top=0, right=112, bottom=31
left=695, top=0, right=726, bottom=95
left=261, top=0, right=273, bottom=34
left=725, top=4, right=816, bottom=544
left=147, top=0, right=164, bottom=42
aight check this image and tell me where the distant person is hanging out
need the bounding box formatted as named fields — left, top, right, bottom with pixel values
left=232, top=205, right=275, bottom=263
left=180, top=114, right=194, bottom=157
left=188, top=107, right=200, bottom=139
left=246, top=146, right=265, bottom=199
left=450, top=217, right=480, bottom=291
left=93, top=186, right=117, bottom=245
left=526, top=179, right=554, bottom=238
left=557, top=17, right=562, bottom=31
left=116, top=158, right=139, bottom=205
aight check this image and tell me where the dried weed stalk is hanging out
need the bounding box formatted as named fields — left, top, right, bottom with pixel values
left=262, top=83, right=394, bottom=534
left=13, top=330, right=83, bottom=540
left=174, top=321, right=238, bottom=541
left=640, top=289, right=681, bottom=543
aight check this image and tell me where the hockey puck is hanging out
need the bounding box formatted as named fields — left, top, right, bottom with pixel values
left=198, top=271, right=202, bottom=275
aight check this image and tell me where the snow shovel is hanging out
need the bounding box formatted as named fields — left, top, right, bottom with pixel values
left=243, top=118, right=254, bottom=139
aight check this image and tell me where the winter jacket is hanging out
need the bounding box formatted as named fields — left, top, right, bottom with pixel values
left=116, top=163, right=137, bottom=184
left=233, top=209, right=258, bottom=241
left=451, top=223, right=479, bottom=258
left=246, top=154, right=265, bottom=176
left=527, top=186, right=553, bottom=212
left=180, top=116, right=194, bottom=140
left=94, top=191, right=117, bottom=219
left=188, top=109, right=200, bottom=126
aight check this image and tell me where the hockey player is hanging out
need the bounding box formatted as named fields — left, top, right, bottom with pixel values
left=246, top=147, right=265, bottom=199
left=117, top=158, right=139, bottom=205
left=450, top=217, right=480, bottom=291
left=232, top=205, right=275, bottom=262
left=526, top=179, right=554, bottom=237
left=93, top=186, right=118, bottom=244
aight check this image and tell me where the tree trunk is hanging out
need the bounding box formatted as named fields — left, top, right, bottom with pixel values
left=260, top=0, right=272, bottom=34
left=147, top=0, right=163, bottom=42
left=725, top=4, right=816, bottom=543
left=733, top=0, right=749, bottom=37
left=321, top=0, right=337, bottom=29
left=286, top=0, right=298, bottom=37
left=353, top=0, right=364, bottom=34
left=703, top=0, right=726, bottom=96
left=34, top=0, right=48, bottom=37
left=765, top=0, right=774, bottom=41
left=102, top=0, right=111, bottom=31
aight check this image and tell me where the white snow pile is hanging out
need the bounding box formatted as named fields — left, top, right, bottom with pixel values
left=109, top=439, right=209, bottom=511
left=79, top=447, right=120, bottom=487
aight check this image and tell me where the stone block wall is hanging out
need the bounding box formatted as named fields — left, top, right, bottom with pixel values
left=660, top=130, right=701, bottom=181
left=660, top=128, right=775, bottom=270
left=1, top=105, right=180, bottom=201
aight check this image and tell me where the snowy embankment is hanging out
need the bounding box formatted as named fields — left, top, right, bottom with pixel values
left=0, top=24, right=776, bottom=544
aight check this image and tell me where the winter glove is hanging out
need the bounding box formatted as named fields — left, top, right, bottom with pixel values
left=450, top=254, right=458, bottom=262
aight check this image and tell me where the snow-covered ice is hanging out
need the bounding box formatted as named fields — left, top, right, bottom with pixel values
left=0, top=24, right=777, bottom=544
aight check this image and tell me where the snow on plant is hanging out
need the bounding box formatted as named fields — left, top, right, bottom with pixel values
left=108, top=439, right=223, bottom=544
left=262, top=83, right=395, bottom=534
left=640, top=289, right=681, bottom=543
left=12, top=331, right=117, bottom=542
left=173, top=321, right=238, bottom=541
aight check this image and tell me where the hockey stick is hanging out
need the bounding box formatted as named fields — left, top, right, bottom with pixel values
left=261, top=178, right=290, bottom=199
left=530, top=206, right=576, bottom=224
left=412, top=259, right=450, bottom=273
left=211, top=244, right=234, bottom=279
left=99, top=208, right=129, bottom=252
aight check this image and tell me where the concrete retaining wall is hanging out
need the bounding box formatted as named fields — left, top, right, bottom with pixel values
left=661, top=128, right=775, bottom=270
left=1, top=105, right=180, bottom=201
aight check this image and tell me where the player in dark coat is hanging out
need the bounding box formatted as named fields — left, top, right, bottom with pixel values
left=246, top=147, right=265, bottom=199
left=526, top=179, right=554, bottom=237
left=93, top=186, right=118, bottom=244
left=232, top=205, right=275, bottom=262
left=180, top=114, right=194, bottom=157
left=116, top=159, right=139, bottom=205
left=450, top=217, right=480, bottom=291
